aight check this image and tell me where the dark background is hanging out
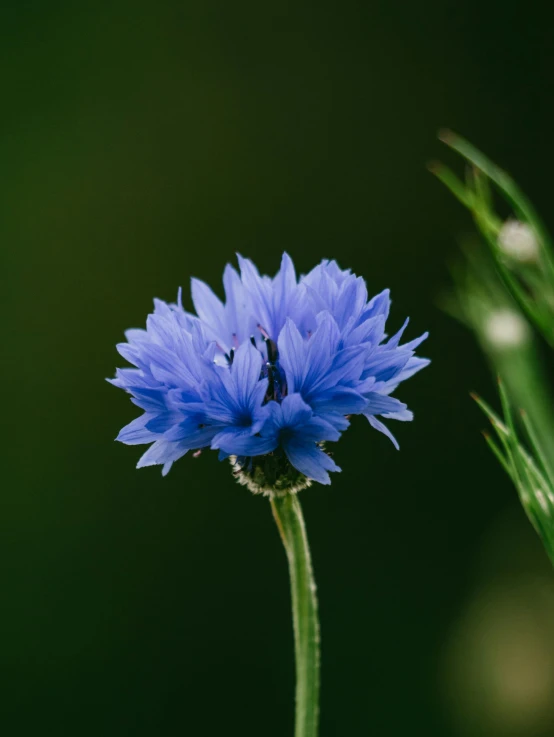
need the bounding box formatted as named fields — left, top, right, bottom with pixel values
left=3, top=2, right=554, bottom=735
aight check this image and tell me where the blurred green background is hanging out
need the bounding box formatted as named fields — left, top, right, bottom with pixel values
left=3, top=1, right=554, bottom=735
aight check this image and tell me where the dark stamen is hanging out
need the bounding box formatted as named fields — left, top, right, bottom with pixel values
left=250, top=335, right=257, bottom=347
left=263, top=336, right=278, bottom=364
left=266, top=361, right=275, bottom=399
left=255, top=325, right=285, bottom=402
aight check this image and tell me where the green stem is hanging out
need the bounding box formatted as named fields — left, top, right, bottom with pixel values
left=271, top=494, right=320, bottom=737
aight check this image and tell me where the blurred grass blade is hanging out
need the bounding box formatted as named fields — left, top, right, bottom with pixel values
left=473, top=390, right=554, bottom=566
left=438, top=129, right=553, bottom=252
left=482, top=431, right=511, bottom=476
left=434, top=130, right=554, bottom=347
left=427, top=161, right=473, bottom=208
left=520, top=409, right=554, bottom=482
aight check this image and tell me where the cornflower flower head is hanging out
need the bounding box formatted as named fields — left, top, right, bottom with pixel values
left=110, top=254, right=429, bottom=493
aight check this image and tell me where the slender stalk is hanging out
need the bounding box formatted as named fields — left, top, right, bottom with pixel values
left=271, top=493, right=320, bottom=737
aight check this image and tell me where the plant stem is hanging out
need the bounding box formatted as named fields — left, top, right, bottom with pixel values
left=271, top=493, right=320, bottom=737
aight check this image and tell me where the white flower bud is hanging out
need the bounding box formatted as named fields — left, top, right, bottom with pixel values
left=483, top=308, right=530, bottom=349
left=498, top=220, right=539, bottom=263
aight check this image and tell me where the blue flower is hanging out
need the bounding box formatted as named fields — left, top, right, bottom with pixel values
left=110, top=254, right=429, bottom=489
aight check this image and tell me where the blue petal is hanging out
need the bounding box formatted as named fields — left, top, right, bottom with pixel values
left=124, top=328, right=149, bottom=344
left=222, top=263, right=255, bottom=344
left=108, top=367, right=154, bottom=390
left=191, top=277, right=227, bottom=341
left=237, top=254, right=273, bottom=334
left=363, top=392, right=407, bottom=416
left=386, top=318, right=410, bottom=348
left=303, top=313, right=340, bottom=388
left=279, top=393, right=312, bottom=427
left=314, top=411, right=350, bottom=433
left=362, top=350, right=412, bottom=383
left=268, top=395, right=342, bottom=442
left=231, top=342, right=263, bottom=407
left=145, top=411, right=181, bottom=433
left=383, top=408, right=413, bottom=422
left=366, top=416, right=400, bottom=450
left=363, top=288, right=391, bottom=321
left=116, top=414, right=160, bottom=445
left=136, top=439, right=189, bottom=471
left=129, top=387, right=168, bottom=412
left=211, top=427, right=277, bottom=456
left=273, top=252, right=297, bottom=310
left=386, top=357, right=430, bottom=389
left=116, top=342, right=142, bottom=367
left=400, top=331, right=429, bottom=352
left=277, top=319, right=306, bottom=393
left=310, top=387, right=367, bottom=415
left=298, top=417, right=341, bottom=442
left=165, top=423, right=220, bottom=448
left=283, top=440, right=341, bottom=485
left=310, top=346, right=366, bottom=393
left=345, top=315, right=386, bottom=348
